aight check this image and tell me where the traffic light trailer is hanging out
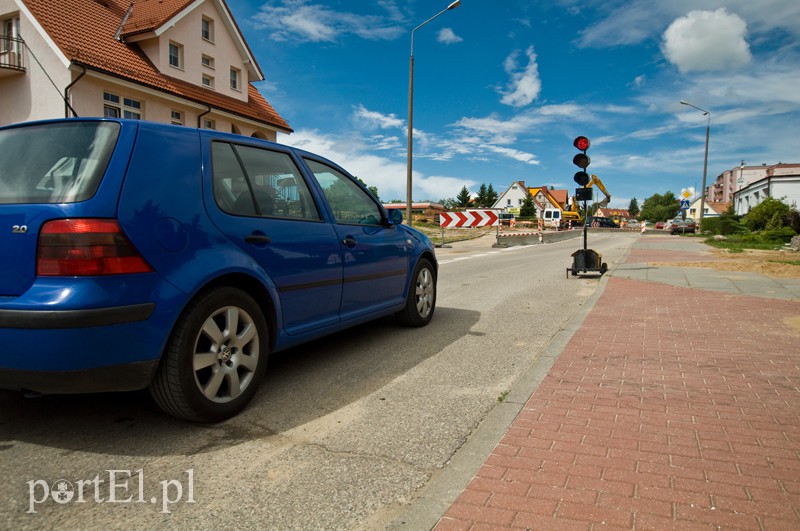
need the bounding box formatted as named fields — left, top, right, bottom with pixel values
left=567, top=136, right=608, bottom=278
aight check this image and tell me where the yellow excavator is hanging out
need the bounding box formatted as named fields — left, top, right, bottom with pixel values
left=566, top=174, right=611, bottom=222
left=588, top=174, right=611, bottom=208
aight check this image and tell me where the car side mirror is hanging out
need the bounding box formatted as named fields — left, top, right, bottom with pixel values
left=386, top=209, right=403, bottom=225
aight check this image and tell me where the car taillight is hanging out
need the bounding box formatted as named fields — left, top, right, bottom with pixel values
left=37, top=219, right=153, bottom=276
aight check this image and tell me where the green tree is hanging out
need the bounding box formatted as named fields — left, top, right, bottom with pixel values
left=520, top=192, right=536, bottom=218
left=455, top=185, right=472, bottom=208
left=743, top=197, right=790, bottom=231
left=437, top=197, right=455, bottom=210
left=639, top=192, right=680, bottom=222
left=628, top=197, right=640, bottom=218
left=475, top=183, right=488, bottom=207
left=486, top=183, right=499, bottom=207
left=355, top=177, right=380, bottom=202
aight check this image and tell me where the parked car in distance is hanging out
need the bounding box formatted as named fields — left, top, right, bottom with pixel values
left=655, top=221, right=666, bottom=230
left=0, top=118, right=438, bottom=422
left=589, top=216, right=617, bottom=228
left=669, top=217, right=697, bottom=234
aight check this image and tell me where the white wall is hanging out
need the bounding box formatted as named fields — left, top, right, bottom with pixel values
left=0, top=2, right=72, bottom=124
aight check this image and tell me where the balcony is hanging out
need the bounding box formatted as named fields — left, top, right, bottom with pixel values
left=0, top=35, right=25, bottom=77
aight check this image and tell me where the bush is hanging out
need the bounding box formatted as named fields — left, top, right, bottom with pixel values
left=743, top=197, right=790, bottom=231
left=700, top=217, right=720, bottom=234
left=761, top=226, right=797, bottom=243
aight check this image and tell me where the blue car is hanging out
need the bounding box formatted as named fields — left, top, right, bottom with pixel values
left=0, top=119, right=437, bottom=421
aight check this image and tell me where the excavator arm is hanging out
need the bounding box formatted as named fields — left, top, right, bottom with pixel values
left=588, top=174, right=611, bottom=207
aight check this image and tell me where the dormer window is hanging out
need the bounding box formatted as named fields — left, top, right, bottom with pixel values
left=230, top=67, right=240, bottom=91
left=201, top=16, right=214, bottom=42
left=169, top=42, right=183, bottom=69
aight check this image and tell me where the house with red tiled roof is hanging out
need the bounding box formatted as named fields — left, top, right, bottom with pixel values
left=595, top=208, right=632, bottom=224
left=0, top=0, right=291, bottom=139
left=527, top=185, right=569, bottom=217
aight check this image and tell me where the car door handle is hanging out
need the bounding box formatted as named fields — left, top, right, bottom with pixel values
left=244, top=234, right=271, bottom=244
left=341, top=237, right=357, bottom=247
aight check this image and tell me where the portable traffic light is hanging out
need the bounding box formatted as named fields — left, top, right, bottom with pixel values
left=572, top=136, right=591, bottom=184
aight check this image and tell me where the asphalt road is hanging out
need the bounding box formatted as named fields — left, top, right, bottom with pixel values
left=0, top=231, right=638, bottom=530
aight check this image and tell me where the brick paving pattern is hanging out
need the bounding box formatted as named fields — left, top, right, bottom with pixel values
left=436, top=276, right=800, bottom=530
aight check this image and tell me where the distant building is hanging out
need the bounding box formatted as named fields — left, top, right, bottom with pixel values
left=595, top=208, right=632, bottom=224
left=383, top=202, right=446, bottom=224
left=0, top=0, right=291, bottom=139
left=705, top=162, right=799, bottom=216
left=731, top=163, right=800, bottom=215
left=492, top=181, right=529, bottom=213
left=528, top=185, right=568, bottom=217
left=686, top=199, right=730, bottom=220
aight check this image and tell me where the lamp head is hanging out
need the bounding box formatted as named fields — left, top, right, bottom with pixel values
left=448, top=0, right=461, bottom=9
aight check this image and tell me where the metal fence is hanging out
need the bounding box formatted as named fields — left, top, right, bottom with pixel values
left=0, top=35, right=25, bottom=71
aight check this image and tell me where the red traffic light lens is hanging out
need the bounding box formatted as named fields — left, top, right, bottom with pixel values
left=573, top=153, right=591, bottom=169
left=573, top=136, right=590, bottom=151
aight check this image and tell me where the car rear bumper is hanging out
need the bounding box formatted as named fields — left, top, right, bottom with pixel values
left=0, top=303, right=154, bottom=329
left=0, top=360, right=159, bottom=394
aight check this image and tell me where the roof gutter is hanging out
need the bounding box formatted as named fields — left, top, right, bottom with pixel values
left=64, top=65, right=86, bottom=118
left=197, top=104, right=212, bottom=128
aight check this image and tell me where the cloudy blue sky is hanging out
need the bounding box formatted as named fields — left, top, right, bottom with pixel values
left=227, top=0, right=800, bottom=208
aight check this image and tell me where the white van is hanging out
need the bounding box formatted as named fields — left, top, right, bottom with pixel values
left=542, top=208, right=562, bottom=228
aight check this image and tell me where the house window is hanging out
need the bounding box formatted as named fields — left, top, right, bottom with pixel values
left=201, top=17, right=214, bottom=42
left=123, top=97, right=142, bottom=119
left=202, top=74, right=215, bottom=89
left=102, top=92, right=141, bottom=119
left=506, top=199, right=511, bottom=206
left=171, top=110, right=184, bottom=126
left=103, top=92, right=120, bottom=118
left=169, top=41, right=183, bottom=69
left=2, top=17, right=20, bottom=52
left=201, top=54, right=214, bottom=69
left=230, top=67, right=240, bottom=91
left=203, top=118, right=216, bottom=130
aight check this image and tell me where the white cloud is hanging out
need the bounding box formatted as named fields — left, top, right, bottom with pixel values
left=486, top=146, right=540, bottom=166
left=574, top=0, right=800, bottom=49
left=253, top=1, right=405, bottom=43
left=277, top=128, right=469, bottom=201
left=437, top=27, right=463, bottom=44
left=352, top=105, right=405, bottom=130
left=662, top=9, right=752, bottom=73
left=499, top=46, right=542, bottom=108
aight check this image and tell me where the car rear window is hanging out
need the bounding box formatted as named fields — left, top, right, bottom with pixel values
left=0, top=121, right=120, bottom=204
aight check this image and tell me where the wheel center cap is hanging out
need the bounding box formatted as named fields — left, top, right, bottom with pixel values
left=220, top=345, right=234, bottom=362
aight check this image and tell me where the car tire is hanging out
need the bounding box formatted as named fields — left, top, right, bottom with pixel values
left=149, top=287, right=269, bottom=422
left=396, top=258, right=436, bottom=327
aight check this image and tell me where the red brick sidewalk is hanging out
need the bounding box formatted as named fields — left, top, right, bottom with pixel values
left=436, top=277, right=800, bottom=530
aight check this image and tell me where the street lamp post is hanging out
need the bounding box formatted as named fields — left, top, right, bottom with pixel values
left=680, top=100, right=711, bottom=228
left=406, top=0, right=461, bottom=226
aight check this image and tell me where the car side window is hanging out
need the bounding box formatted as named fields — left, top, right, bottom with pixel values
left=212, top=142, right=320, bottom=221
left=304, top=159, right=381, bottom=225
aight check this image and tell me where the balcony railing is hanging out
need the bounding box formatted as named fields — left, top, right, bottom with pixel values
left=0, top=35, right=25, bottom=75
